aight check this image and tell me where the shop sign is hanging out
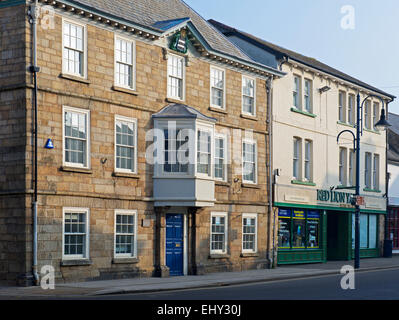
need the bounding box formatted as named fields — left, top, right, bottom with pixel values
left=317, top=189, right=352, bottom=204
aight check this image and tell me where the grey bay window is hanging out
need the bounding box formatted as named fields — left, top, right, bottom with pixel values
left=115, top=116, right=137, bottom=173
left=197, top=130, right=212, bottom=176
left=164, top=128, right=189, bottom=174
left=63, top=107, right=90, bottom=168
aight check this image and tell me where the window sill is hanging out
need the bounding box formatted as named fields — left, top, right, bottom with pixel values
left=60, top=259, right=92, bottom=267
left=112, top=257, right=139, bottom=265
left=291, top=180, right=316, bottom=187
left=364, top=128, right=381, bottom=135
left=241, top=183, right=260, bottom=189
left=113, top=172, right=140, bottom=179
left=215, top=180, right=230, bottom=187
left=209, top=254, right=230, bottom=259
left=290, top=107, right=317, bottom=118
left=337, top=121, right=355, bottom=128
left=112, top=85, right=138, bottom=96
left=60, top=166, right=93, bottom=174
left=165, top=97, right=184, bottom=104
left=240, top=252, right=259, bottom=258
left=209, top=106, right=228, bottom=114
left=60, top=73, right=90, bottom=84
left=363, top=188, right=381, bottom=193
left=240, top=113, right=257, bottom=121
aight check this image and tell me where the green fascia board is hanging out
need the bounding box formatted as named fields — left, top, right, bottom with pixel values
left=0, top=0, right=25, bottom=8
left=290, top=107, right=317, bottom=118
left=274, top=202, right=387, bottom=215
left=291, top=180, right=316, bottom=186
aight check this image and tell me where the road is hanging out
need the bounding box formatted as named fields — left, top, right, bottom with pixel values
left=101, top=268, right=399, bottom=300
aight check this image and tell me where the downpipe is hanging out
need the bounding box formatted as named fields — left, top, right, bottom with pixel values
left=29, top=0, right=40, bottom=286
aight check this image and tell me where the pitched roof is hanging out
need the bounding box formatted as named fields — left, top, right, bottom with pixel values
left=209, top=19, right=395, bottom=100
left=64, top=0, right=251, bottom=61
left=152, top=104, right=217, bottom=122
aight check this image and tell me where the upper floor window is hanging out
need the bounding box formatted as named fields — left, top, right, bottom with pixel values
left=293, top=137, right=301, bottom=180
left=304, top=79, right=312, bottom=113
left=339, top=91, right=346, bottom=122
left=197, top=129, right=212, bottom=176
left=164, top=128, right=189, bottom=174
left=63, top=106, right=90, bottom=168
left=373, top=102, right=380, bottom=131
left=373, top=154, right=380, bottom=191
left=364, top=100, right=371, bottom=129
left=63, top=20, right=86, bottom=77
left=293, top=76, right=300, bottom=109
left=242, top=76, right=256, bottom=116
left=167, top=54, right=185, bottom=100
left=242, top=140, right=257, bottom=184
left=214, top=134, right=227, bottom=181
left=365, top=152, right=372, bottom=189
left=339, top=147, right=347, bottom=186
left=115, top=116, right=137, bottom=174
left=348, top=94, right=355, bottom=125
left=304, top=140, right=312, bottom=181
left=115, top=36, right=135, bottom=89
left=349, top=149, right=356, bottom=186
left=210, top=67, right=225, bottom=109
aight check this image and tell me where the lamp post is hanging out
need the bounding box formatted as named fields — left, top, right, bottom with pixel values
left=337, top=93, right=390, bottom=269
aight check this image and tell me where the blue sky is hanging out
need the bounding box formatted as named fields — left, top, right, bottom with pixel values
left=184, top=0, right=399, bottom=114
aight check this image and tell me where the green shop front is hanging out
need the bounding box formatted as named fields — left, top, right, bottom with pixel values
left=275, top=186, right=386, bottom=265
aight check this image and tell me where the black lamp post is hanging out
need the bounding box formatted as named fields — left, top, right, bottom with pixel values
left=337, top=93, right=391, bottom=269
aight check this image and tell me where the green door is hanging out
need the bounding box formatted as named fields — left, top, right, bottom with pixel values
left=327, top=211, right=351, bottom=260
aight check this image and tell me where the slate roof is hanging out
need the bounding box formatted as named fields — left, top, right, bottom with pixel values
left=152, top=104, right=217, bottom=122
left=388, top=113, right=399, bottom=163
left=63, top=0, right=251, bottom=61
left=209, top=19, right=396, bottom=100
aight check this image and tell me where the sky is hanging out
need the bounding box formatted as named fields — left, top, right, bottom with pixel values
left=184, top=0, right=399, bottom=114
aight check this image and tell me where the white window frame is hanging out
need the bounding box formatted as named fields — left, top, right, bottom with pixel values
left=339, top=147, right=347, bottom=186
left=304, top=79, right=312, bottom=113
left=339, top=91, right=346, bottom=123
left=373, top=102, right=379, bottom=131
left=365, top=152, right=372, bottom=189
left=114, top=210, right=138, bottom=259
left=167, top=53, right=185, bottom=101
left=62, top=18, right=87, bottom=78
left=293, top=137, right=302, bottom=180
left=293, top=75, right=301, bottom=109
left=242, top=139, right=257, bottom=184
left=214, top=133, right=228, bottom=182
left=114, top=34, right=136, bottom=90
left=348, top=94, right=355, bottom=125
left=62, top=106, right=90, bottom=169
left=242, top=75, right=256, bottom=116
left=349, top=149, right=356, bottom=186
left=210, top=212, right=228, bottom=255
left=304, top=140, right=312, bottom=182
left=210, top=66, right=226, bottom=110
left=62, top=207, right=90, bottom=260
left=196, top=124, right=214, bottom=179
left=114, top=115, right=138, bottom=174
left=373, top=154, right=380, bottom=191
left=365, top=100, right=371, bottom=129
left=242, top=213, right=258, bottom=253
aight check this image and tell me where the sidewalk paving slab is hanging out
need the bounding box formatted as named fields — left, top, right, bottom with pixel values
left=1, top=256, right=399, bottom=298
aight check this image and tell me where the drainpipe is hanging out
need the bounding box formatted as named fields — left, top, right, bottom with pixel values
left=385, top=101, right=390, bottom=253
left=28, top=0, right=40, bottom=286
left=266, top=76, right=275, bottom=268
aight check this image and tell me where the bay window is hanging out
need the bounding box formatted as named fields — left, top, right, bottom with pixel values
left=197, top=129, right=212, bottom=176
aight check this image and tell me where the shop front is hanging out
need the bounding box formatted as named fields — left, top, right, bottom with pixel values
left=275, top=185, right=386, bottom=265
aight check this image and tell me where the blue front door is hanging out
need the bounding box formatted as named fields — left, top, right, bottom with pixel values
left=166, top=214, right=184, bottom=276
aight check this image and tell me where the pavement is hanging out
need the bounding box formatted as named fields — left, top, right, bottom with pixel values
left=1, top=256, right=399, bottom=298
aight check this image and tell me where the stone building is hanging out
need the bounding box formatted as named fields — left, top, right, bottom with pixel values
left=0, top=0, right=284, bottom=285
left=211, top=20, right=395, bottom=265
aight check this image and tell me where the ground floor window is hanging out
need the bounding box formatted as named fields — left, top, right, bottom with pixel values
left=63, top=208, right=89, bottom=259
left=115, top=210, right=137, bottom=258
left=351, top=213, right=378, bottom=249
left=278, top=209, right=320, bottom=249
left=210, top=212, right=228, bottom=254
left=388, top=208, right=399, bottom=249
left=242, top=214, right=257, bottom=253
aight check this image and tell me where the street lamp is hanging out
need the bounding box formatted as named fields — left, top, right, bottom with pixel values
left=337, top=93, right=391, bottom=269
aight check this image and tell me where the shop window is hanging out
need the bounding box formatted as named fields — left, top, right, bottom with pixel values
left=278, top=209, right=320, bottom=250
left=352, top=213, right=378, bottom=249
